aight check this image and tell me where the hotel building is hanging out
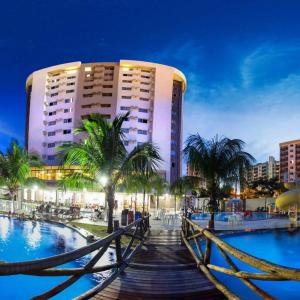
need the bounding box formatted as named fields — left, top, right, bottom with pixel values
left=25, top=60, right=186, bottom=184
left=246, top=156, right=279, bottom=184
left=279, top=139, right=300, bottom=183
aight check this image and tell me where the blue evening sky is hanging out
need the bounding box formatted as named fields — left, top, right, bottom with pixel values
left=1, top=0, right=300, bottom=162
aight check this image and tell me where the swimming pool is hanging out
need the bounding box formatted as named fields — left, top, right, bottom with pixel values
left=191, top=212, right=272, bottom=222
left=204, top=229, right=300, bottom=299
left=0, top=216, right=114, bottom=299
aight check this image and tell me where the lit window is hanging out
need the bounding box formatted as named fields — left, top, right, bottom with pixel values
left=85, top=67, right=92, bottom=72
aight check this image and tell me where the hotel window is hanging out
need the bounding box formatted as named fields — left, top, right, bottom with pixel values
left=67, top=82, right=75, bottom=86
left=50, top=92, right=58, bottom=97
left=85, top=67, right=92, bottom=72
left=140, top=89, right=149, bottom=93
left=66, top=89, right=74, bottom=93
left=141, top=82, right=150, bottom=85
left=141, top=69, right=151, bottom=73
left=81, top=104, right=92, bottom=108
left=67, top=76, right=76, bottom=79
left=64, top=118, right=72, bottom=123
left=51, top=85, right=59, bottom=90
left=104, top=66, right=114, bottom=70
left=140, top=97, right=149, bottom=101
left=124, top=140, right=129, bottom=146
left=122, top=80, right=132, bottom=83
left=63, top=129, right=71, bottom=135
left=103, top=85, right=113, bottom=88
left=48, top=111, right=56, bottom=116
left=48, top=143, right=55, bottom=148
left=84, top=86, right=93, bottom=89
left=48, top=131, right=56, bottom=136
left=123, top=74, right=133, bottom=77
left=120, top=106, right=130, bottom=111
left=138, top=129, right=147, bottom=135
left=122, top=96, right=131, bottom=99
left=48, top=155, right=55, bottom=161
left=83, top=93, right=93, bottom=98
left=48, top=121, right=56, bottom=126
left=64, top=108, right=72, bottom=113
left=141, top=75, right=150, bottom=79
left=138, top=108, right=148, bottom=113
left=103, top=93, right=112, bottom=97
left=138, top=118, right=148, bottom=124
left=65, top=98, right=73, bottom=103
left=123, top=128, right=130, bottom=133
left=51, top=79, right=60, bottom=83
left=101, top=104, right=111, bottom=107
left=122, top=87, right=132, bottom=91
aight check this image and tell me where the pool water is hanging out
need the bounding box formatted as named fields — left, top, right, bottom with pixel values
left=205, top=229, right=300, bottom=299
left=0, top=216, right=114, bottom=299
left=191, top=212, right=271, bottom=222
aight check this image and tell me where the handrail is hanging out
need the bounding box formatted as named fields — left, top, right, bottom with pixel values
left=182, top=216, right=300, bottom=300
left=0, top=216, right=150, bottom=300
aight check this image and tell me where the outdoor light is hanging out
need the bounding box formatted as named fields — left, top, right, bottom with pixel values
left=100, top=176, right=108, bottom=186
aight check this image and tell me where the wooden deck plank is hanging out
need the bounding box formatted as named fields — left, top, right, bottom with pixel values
left=91, top=229, right=225, bottom=300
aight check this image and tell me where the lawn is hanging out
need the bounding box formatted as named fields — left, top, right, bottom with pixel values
left=68, top=221, right=138, bottom=246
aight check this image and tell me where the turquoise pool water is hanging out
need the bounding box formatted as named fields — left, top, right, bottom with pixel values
left=0, top=216, right=113, bottom=299
left=207, top=229, right=300, bottom=299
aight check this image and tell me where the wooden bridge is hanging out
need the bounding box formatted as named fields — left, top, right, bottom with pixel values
left=1, top=215, right=300, bottom=299
left=93, top=229, right=223, bottom=300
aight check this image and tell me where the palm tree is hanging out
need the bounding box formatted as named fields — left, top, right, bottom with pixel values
left=58, top=113, right=162, bottom=233
left=170, top=176, right=199, bottom=213
left=0, top=140, right=41, bottom=212
left=184, top=134, right=255, bottom=229
left=150, top=174, right=168, bottom=218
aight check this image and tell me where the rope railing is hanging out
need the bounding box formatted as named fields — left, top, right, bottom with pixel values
left=182, top=216, right=300, bottom=300
left=0, top=216, right=150, bottom=300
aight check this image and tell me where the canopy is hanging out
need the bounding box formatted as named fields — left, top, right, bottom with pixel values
left=275, top=189, right=300, bottom=210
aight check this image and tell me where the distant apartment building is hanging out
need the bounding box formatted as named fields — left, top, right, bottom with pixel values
left=186, top=164, right=207, bottom=189
left=279, top=139, right=300, bottom=183
left=246, top=156, right=279, bottom=183
left=25, top=60, right=186, bottom=183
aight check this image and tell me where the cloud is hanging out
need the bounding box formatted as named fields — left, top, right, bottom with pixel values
left=146, top=41, right=300, bottom=163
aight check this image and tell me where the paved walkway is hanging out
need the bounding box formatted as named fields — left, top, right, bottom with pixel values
left=92, top=229, right=224, bottom=300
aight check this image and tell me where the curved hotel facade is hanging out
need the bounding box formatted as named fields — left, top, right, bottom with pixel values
left=25, top=60, right=186, bottom=183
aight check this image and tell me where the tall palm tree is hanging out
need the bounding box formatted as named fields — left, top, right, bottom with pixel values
left=184, top=134, right=255, bottom=229
left=150, top=174, right=168, bottom=218
left=58, top=113, right=162, bottom=233
left=170, top=176, right=199, bottom=213
left=0, top=140, right=41, bottom=212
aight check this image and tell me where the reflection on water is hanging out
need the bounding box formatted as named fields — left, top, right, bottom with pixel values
left=0, top=215, right=114, bottom=299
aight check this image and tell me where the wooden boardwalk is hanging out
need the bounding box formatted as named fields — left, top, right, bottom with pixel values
left=93, top=229, right=224, bottom=300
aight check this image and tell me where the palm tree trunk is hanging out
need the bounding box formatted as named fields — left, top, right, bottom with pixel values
left=142, top=189, right=146, bottom=214
left=106, top=185, right=115, bottom=233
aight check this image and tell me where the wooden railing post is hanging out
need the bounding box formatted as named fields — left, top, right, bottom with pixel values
left=114, top=220, right=122, bottom=265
